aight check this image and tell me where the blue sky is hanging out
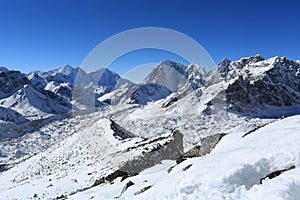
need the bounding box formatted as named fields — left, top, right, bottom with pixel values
left=0, top=0, right=299, bottom=74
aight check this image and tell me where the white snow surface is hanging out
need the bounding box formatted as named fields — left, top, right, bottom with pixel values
left=0, top=115, right=299, bottom=199
left=74, top=115, right=300, bottom=200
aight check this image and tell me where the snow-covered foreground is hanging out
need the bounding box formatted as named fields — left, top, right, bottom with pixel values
left=73, top=115, right=300, bottom=200
left=1, top=115, right=300, bottom=199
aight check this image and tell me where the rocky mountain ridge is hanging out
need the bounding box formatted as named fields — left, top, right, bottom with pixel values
left=0, top=55, right=299, bottom=128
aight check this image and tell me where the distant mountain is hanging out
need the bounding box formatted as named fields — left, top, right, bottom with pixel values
left=101, top=60, right=206, bottom=106
left=144, top=60, right=206, bottom=92
left=0, top=68, right=29, bottom=98
left=122, top=83, right=172, bottom=105
left=205, top=55, right=300, bottom=117
left=0, top=65, right=132, bottom=122
left=0, top=55, right=300, bottom=123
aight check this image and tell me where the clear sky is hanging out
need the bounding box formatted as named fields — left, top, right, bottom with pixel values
left=0, top=0, right=299, bottom=74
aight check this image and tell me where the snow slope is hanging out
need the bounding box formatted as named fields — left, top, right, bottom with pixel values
left=0, top=117, right=182, bottom=199
left=1, top=115, right=299, bottom=199
left=72, top=115, right=300, bottom=200
left=0, top=85, right=71, bottom=118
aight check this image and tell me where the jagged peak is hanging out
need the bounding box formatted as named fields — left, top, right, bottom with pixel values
left=0, top=67, right=25, bottom=75
left=62, top=65, right=78, bottom=75
left=254, top=54, right=265, bottom=60
left=27, top=70, right=45, bottom=79
left=186, top=63, right=207, bottom=83
left=187, top=63, right=206, bottom=72
left=44, top=65, right=79, bottom=76
left=0, top=66, right=9, bottom=73
left=157, top=60, right=187, bottom=74
left=91, top=67, right=120, bottom=77
left=89, top=68, right=121, bottom=79
left=236, top=54, right=265, bottom=64
left=159, top=59, right=180, bottom=66
left=217, top=58, right=231, bottom=67
left=216, top=58, right=231, bottom=74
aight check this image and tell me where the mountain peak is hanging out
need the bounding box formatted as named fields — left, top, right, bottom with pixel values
left=187, top=63, right=205, bottom=71
left=160, top=59, right=178, bottom=65
left=236, top=54, right=265, bottom=65
left=218, top=58, right=231, bottom=66
left=0, top=66, right=9, bottom=73
left=158, top=60, right=187, bottom=74
left=62, top=65, right=79, bottom=75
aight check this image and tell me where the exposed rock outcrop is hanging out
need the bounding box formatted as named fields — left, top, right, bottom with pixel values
left=260, top=165, right=295, bottom=184
left=110, top=119, right=135, bottom=140
left=177, top=133, right=226, bottom=163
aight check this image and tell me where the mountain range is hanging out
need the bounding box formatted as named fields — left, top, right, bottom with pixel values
left=0, top=55, right=300, bottom=199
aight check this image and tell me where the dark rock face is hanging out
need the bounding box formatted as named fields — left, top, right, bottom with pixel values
left=53, top=84, right=72, bottom=99
left=134, top=185, right=153, bottom=195
left=0, top=70, right=29, bottom=98
left=110, top=119, right=135, bottom=140
left=54, top=194, right=67, bottom=200
left=260, top=165, right=295, bottom=184
left=121, top=130, right=184, bottom=174
left=181, top=145, right=201, bottom=160
left=0, top=163, right=9, bottom=172
left=162, top=96, right=179, bottom=108
left=177, top=133, right=226, bottom=163
left=88, top=130, right=183, bottom=194
left=91, top=170, right=133, bottom=190
left=226, top=60, right=300, bottom=114
left=120, top=180, right=135, bottom=196
left=204, top=56, right=300, bottom=116
left=242, top=123, right=270, bottom=137
left=198, top=133, right=226, bottom=156
left=182, top=164, right=193, bottom=171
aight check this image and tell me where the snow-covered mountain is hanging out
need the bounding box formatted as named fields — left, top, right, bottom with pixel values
left=0, top=65, right=131, bottom=122
left=0, top=55, right=300, bottom=199
left=1, top=55, right=299, bottom=122
left=0, top=85, right=71, bottom=117
left=29, top=65, right=122, bottom=100
left=206, top=55, right=300, bottom=116
left=101, top=60, right=206, bottom=106
left=144, top=60, right=206, bottom=92
left=0, top=67, right=29, bottom=98
left=105, top=83, right=172, bottom=105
